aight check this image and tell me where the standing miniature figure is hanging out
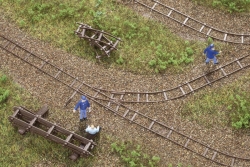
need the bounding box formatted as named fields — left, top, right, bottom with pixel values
left=73, top=95, right=91, bottom=122
left=203, top=44, right=221, bottom=65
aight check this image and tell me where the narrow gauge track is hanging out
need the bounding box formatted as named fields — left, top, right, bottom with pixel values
left=134, top=0, right=250, bottom=44
left=1, top=35, right=250, bottom=166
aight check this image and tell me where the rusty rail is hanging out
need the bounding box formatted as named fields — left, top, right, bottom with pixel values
left=134, top=0, right=250, bottom=44
left=75, top=23, right=121, bottom=59
left=1, top=34, right=250, bottom=166
left=1, top=34, right=248, bottom=105
left=8, top=106, right=96, bottom=158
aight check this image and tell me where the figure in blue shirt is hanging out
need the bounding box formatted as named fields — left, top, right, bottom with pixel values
left=203, top=44, right=221, bottom=65
left=73, top=95, right=91, bottom=122
left=85, top=125, right=100, bottom=135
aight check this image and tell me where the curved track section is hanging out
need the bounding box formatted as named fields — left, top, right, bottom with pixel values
left=1, top=34, right=250, bottom=166
left=92, top=55, right=249, bottom=103
left=134, top=0, right=250, bottom=44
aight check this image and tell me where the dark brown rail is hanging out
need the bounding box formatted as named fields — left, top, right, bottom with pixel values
left=9, top=106, right=96, bottom=157
left=134, top=0, right=250, bottom=44
left=1, top=34, right=250, bottom=166
left=91, top=54, right=249, bottom=103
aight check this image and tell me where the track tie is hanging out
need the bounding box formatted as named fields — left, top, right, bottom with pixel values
left=220, top=67, right=227, bottom=77
left=84, top=142, right=92, bottom=152
left=137, top=93, right=140, bottom=102
left=81, top=28, right=86, bottom=37
left=206, top=28, right=212, bottom=36
left=167, top=127, right=173, bottom=138
left=199, top=25, right=205, bottom=32
left=46, top=125, right=55, bottom=137
left=148, top=120, right=155, bottom=130
left=163, top=91, right=168, bottom=100
left=55, top=68, right=62, bottom=78
left=231, top=158, right=235, bottom=167
left=123, top=109, right=130, bottom=118
left=97, top=32, right=103, bottom=41
left=182, top=17, right=189, bottom=25
left=212, top=151, right=217, bottom=160
left=179, top=86, right=186, bottom=96
left=203, top=147, right=209, bottom=156
left=64, top=133, right=73, bottom=145
left=64, top=83, right=84, bottom=106
left=120, top=93, right=124, bottom=100
left=70, top=77, right=78, bottom=87
left=115, top=104, right=120, bottom=112
left=151, top=2, right=157, bottom=11
left=167, top=10, right=173, bottom=17
left=4, top=41, right=10, bottom=48
left=130, top=113, right=137, bottom=122
left=93, top=90, right=100, bottom=97
left=11, top=44, right=16, bottom=50
left=12, top=108, right=20, bottom=118
left=204, top=76, right=211, bottom=85
left=224, top=33, right=227, bottom=41
left=236, top=58, right=243, bottom=68
left=107, top=94, right=114, bottom=107
left=39, top=60, right=48, bottom=69
left=27, top=117, right=37, bottom=130
left=25, top=53, right=30, bottom=60
left=184, top=137, right=191, bottom=148
left=186, top=82, right=194, bottom=93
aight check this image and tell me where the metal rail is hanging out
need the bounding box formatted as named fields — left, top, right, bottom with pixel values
left=1, top=34, right=248, bottom=105
left=134, top=0, right=250, bottom=44
left=1, top=34, right=250, bottom=166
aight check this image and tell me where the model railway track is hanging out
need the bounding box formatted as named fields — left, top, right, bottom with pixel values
left=1, top=35, right=250, bottom=166
left=1, top=34, right=248, bottom=105
left=89, top=54, right=249, bottom=103
left=134, top=0, right=250, bottom=44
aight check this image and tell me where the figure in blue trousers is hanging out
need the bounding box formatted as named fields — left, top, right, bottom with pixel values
left=73, top=95, right=91, bottom=122
left=203, top=44, right=221, bottom=65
